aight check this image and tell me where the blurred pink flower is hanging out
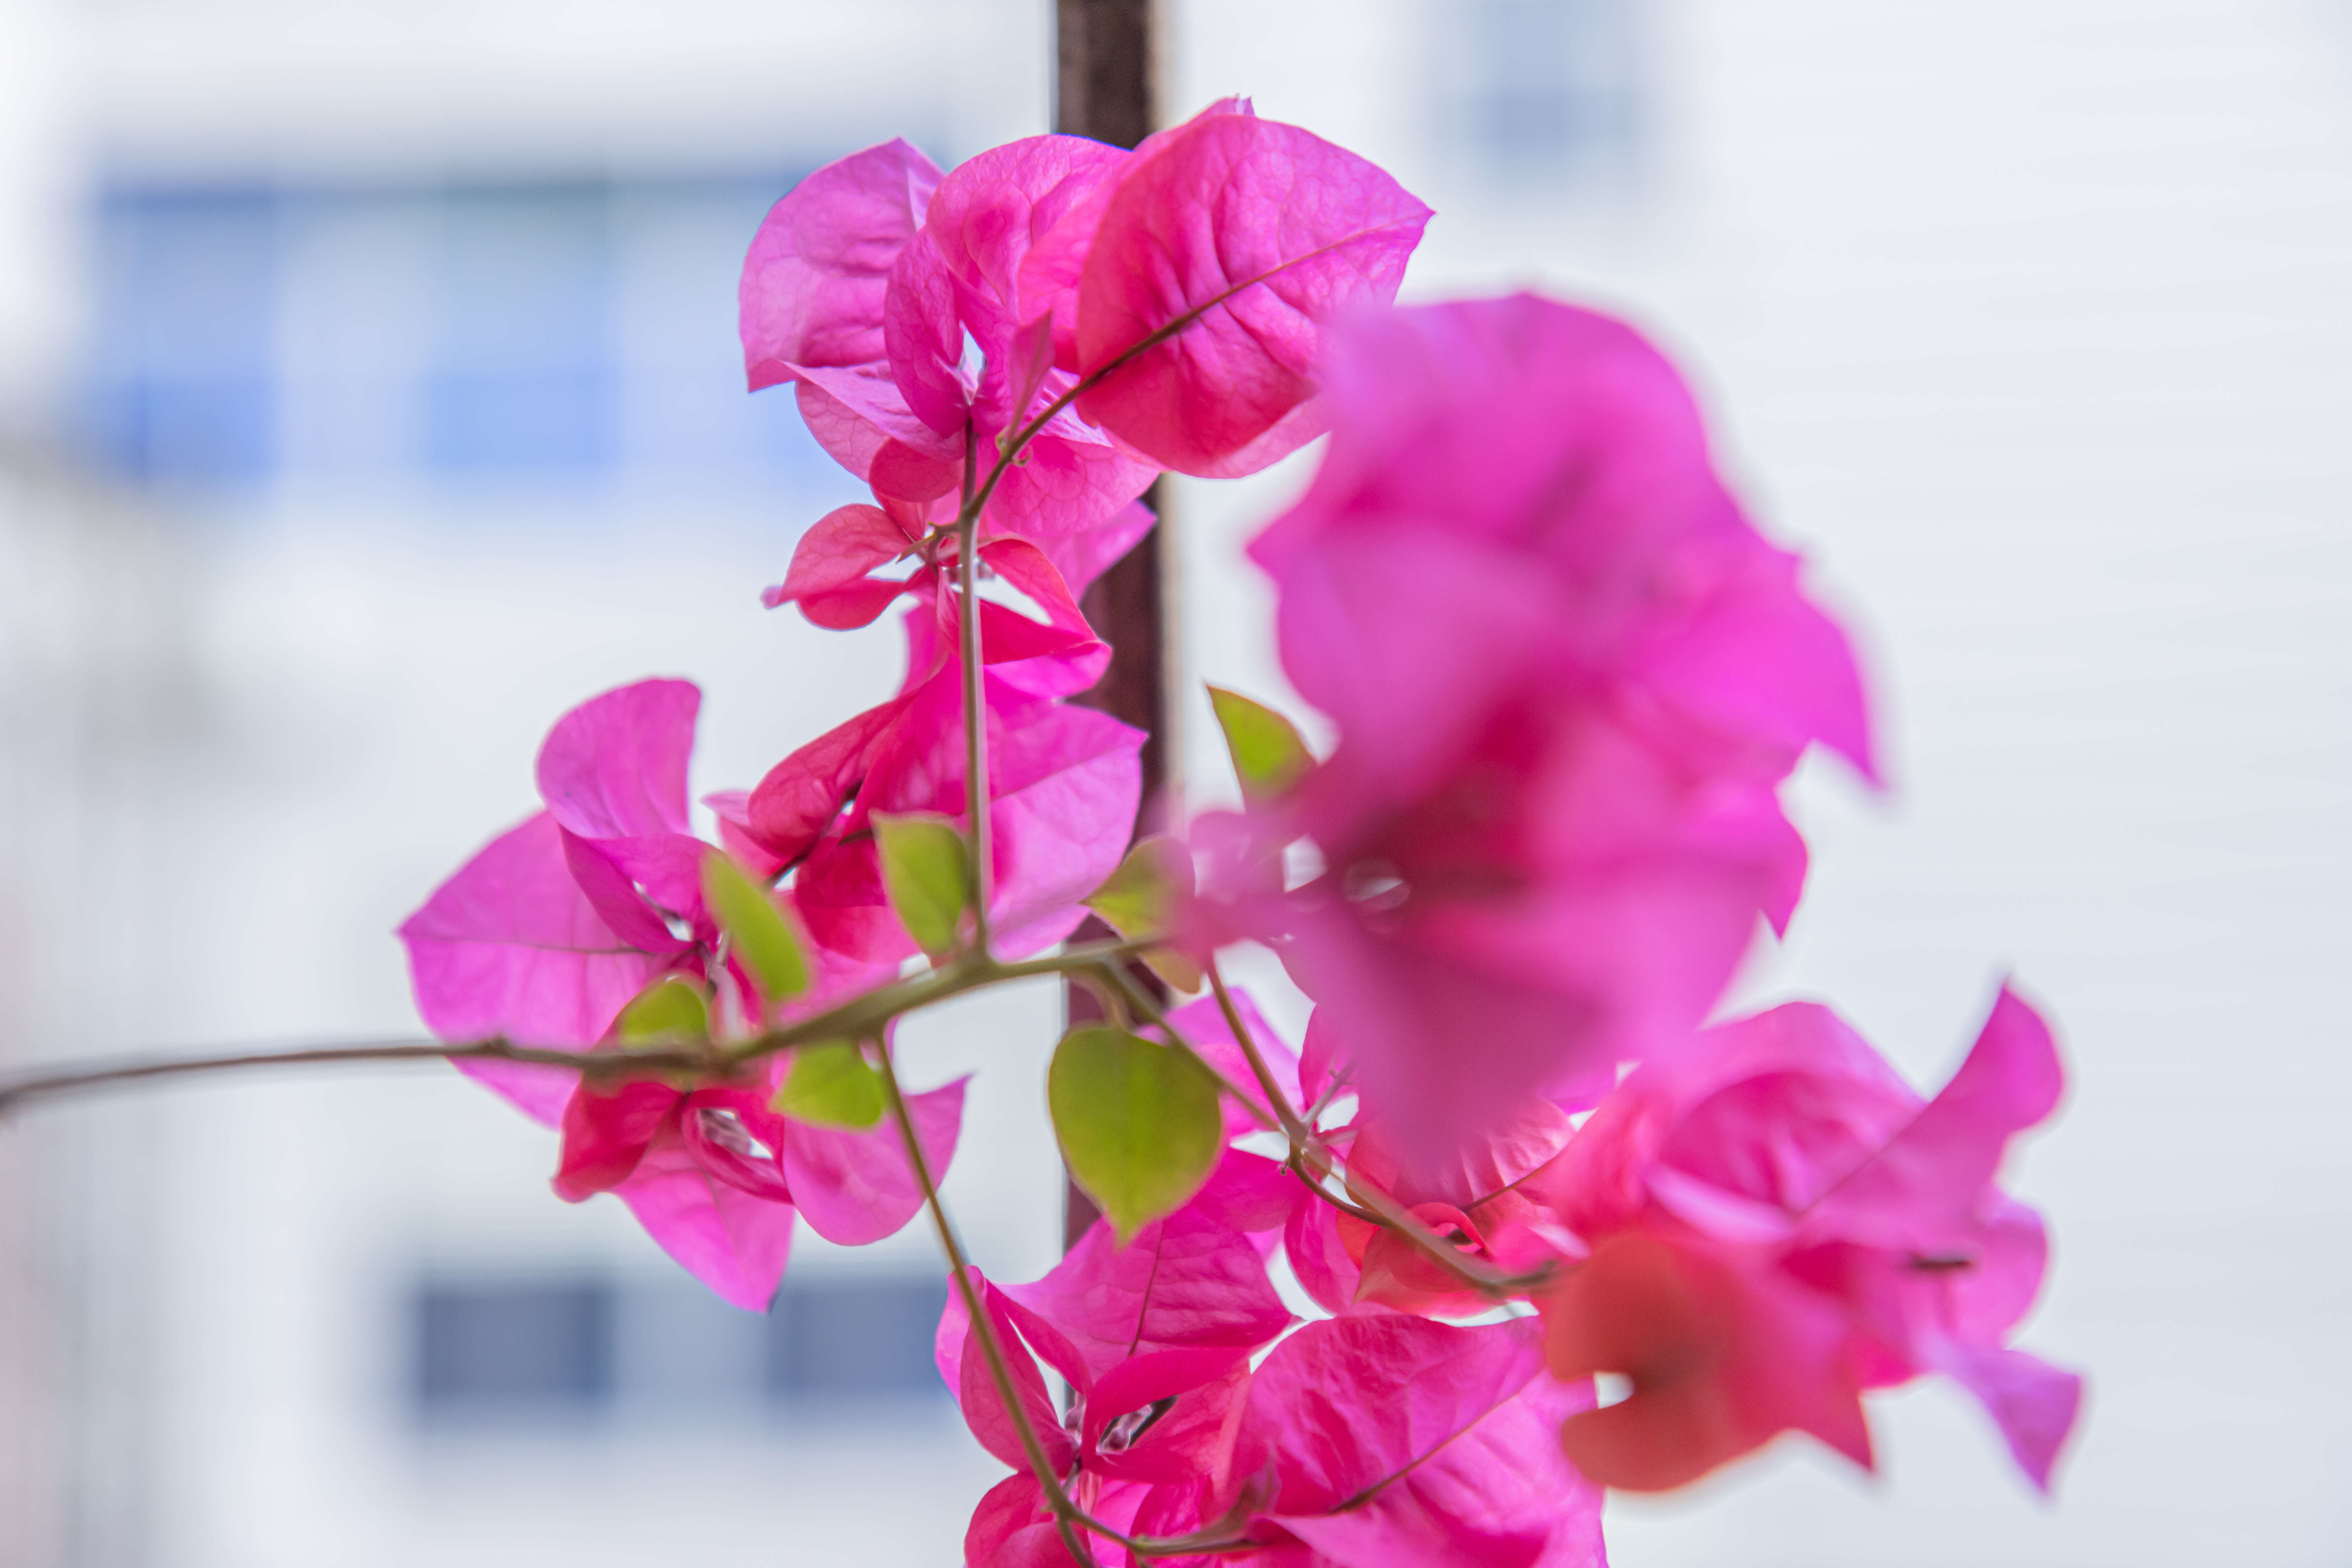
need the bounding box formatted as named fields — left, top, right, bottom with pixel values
left=1245, top=294, right=1876, bottom=1158
left=1535, top=987, right=2082, bottom=1491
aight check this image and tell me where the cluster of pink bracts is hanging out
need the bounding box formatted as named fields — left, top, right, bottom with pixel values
left=401, top=101, right=2080, bottom=1566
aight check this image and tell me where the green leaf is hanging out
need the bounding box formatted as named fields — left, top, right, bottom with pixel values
left=1207, top=685, right=1314, bottom=804
left=701, top=849, right=810, bottom=1001
left=772, top=1041, right=885, bottom=1129
left=615, top=975, right=710, bottom=1046
left=1082, top=837, right=1203, bottom=994
left=875, top=812, right=970, bottom=958
left=1048, top=1026, right=1223, bottom=1242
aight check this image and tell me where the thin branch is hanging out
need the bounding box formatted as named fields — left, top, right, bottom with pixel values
left=0, top=938, right=1162, bottom=1120
left=1328, top=1157, right=1559, bottom=1299
left=1206, top=957, right=1312, bottom=1145
left=1091, top=960, right=1277, bottom=1132
left=0, top=1037, right=712, bottom=1118
left=1145, top=962, right=1552, bottom=1300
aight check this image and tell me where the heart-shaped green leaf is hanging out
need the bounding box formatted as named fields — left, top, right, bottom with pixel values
left=615, top=975, right=710, bottom=1046
left=1207, top=684, right=1313, bottom=804
left=875, top=812, right=971, bottom=959
left=701, top=849, right=810, bottom=1001
left=1048, top=1026, right=1223, bottom=1242
left=772, top=1041, right=885, bottom=1129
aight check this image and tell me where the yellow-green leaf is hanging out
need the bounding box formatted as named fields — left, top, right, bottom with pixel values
left=1083, top=837, right=1175, bottom=938
left=876, top=812, right=971, bottom=958
left=772, top=1041, right=885, bottom=1129
left=1207, top=685, right=1313, bottom=804
left=1082, top=837, right=1203, bottom=993
left=1048, top=1026, right=1222, bottom=1242
left=701, top=849, right=810, bottom=1001
left=615, top=975, right=710, bottom=1046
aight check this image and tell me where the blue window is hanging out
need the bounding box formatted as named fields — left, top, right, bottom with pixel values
left=1445, top=0, right=1645, bottom=184
left=81, top=170, right=838, bottom=495
left=407, top=1270, right=948, bottom=1424
left=84, top=186, right=279, bottom=482
left=424, top=185, right=617, bottom=475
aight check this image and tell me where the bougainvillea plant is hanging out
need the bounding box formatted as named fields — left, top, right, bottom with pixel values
left=54, top=100, right=2085, bottom=1565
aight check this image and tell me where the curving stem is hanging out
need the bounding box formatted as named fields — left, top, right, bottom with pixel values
left=956, top=422, right=996, bottom=959
left=874, top=1038, right=1109, bottom=1567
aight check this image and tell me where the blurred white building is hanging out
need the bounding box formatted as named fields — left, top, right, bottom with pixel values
left=1, top=2, right=2348, bottom=1566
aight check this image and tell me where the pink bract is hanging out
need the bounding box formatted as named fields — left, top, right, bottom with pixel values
left=1536, top=987, right=2082, bottom=1491
left=1253, top=294, right=1873, bottom=802
left=400, top=679, right=715, bottom=1121
left=1004, top=1165, right=1296, bottom=1382
left=1072, top=106, right=1433, bottom=477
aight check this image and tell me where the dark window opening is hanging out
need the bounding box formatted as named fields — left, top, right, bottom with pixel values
left=413, top=1277, right=615, bottom=1414
left=767, top=1277, right=952, bottom=1399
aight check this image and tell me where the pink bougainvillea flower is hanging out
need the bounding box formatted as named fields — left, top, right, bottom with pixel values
left=937, top=1157, right=1303, bottom=1567
left=1239, top=293, right=1876, bottom=1159
left=940, top=1268, right=1257, bottom=1567
left=1253, top=295, right=1872, bottom=791
left=1127, top=1315, right=1606, bottom=1568
left=553, top=1045, right=966, bottom=1311
left=742, top=602, right=1143, bottom=963
left=1535, top=986, right=2082, bottom=1492
left=400, top=679, right=970, bottom=1309
left=743, top=105, right=1431, bottom=556
left=741, top=134, right=1156, bottom=542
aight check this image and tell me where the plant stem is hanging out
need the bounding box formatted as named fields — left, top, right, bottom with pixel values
left=956, top=423, right=995, bottom=960
left=1206, top=958, right=1312, bottom=1145
left=0, top=939, right=1160, bottom=1118
left=876, top=1043, right=1102, bottom=1568
left=1155, top=961, right=1552, bottom=1300
left=0, top=1037, right=733, bottom=1117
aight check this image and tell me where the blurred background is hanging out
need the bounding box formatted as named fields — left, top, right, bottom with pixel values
left=0, top=0, right=2347, bottom=1564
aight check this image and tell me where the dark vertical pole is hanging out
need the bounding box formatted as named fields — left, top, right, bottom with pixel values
left=1056, top=0, right=1164, bottom=1252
